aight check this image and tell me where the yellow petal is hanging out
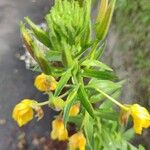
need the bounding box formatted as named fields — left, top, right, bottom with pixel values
left=129, top=104, right=150, bottom=134
left=69, top=132, right=86, bottom=150
left=50, top=119, right=68, bottom=141
left=69, top=103, right=80, bottom=117
left=34, top=73, right=57, bottom=92
left=12, top=99, right=35, bottom=126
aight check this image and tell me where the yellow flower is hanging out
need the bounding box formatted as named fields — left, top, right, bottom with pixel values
left=51, top=118, right=68, bottom=141
left=129, top=104, right=150, bottom=134
left=34, top=73, right=57, bottom=92
left=12, top=99, right=36, bottom=127
left=69, top=103, right=80, bottom=116
left=69, top=132, right=86, bottom=150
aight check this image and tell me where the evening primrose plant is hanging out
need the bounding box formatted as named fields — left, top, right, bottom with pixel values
left=12, top=0, right=149, bottom=149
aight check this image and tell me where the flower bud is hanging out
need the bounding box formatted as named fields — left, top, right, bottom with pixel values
left=69, top=132, right=86, bottom=150
left=69, top=103, right=80, bottom=117
left=51, top=98, right=65, bottom=111
left=34, top=73, right=57, bottom=92
left=51, top=118, right=68, bottom=141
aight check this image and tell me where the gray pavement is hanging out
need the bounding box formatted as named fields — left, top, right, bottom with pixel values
left=0, top=0, right=55, bottom=149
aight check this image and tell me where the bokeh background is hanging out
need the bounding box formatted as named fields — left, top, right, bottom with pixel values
left=0, top=0, right=149, bottom=149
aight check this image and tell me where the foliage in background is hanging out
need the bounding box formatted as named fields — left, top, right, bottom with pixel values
left=113, top=0, right=150, bottom=102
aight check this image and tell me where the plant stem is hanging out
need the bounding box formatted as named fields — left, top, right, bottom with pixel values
left=64, top=84, right=74, bottom=88
left=59, top=90, right=70, bottom=98
left=95, top=88, right=129, bottom=111
left=38, top=101, right=50, bottom=106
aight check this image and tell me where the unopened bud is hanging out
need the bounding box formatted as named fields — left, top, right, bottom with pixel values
left=51, top=98, right=65, bottom=111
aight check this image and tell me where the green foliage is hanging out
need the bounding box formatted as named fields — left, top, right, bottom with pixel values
left=63, top=86, right=79, bottom=126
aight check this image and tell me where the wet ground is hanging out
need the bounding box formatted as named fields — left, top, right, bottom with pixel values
left=0, top=0, right=57, bottom=149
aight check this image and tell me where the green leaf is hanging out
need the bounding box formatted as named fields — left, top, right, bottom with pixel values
left=61, top=40, right=73, bottom=68
left=95, top=109, right=118, bottom=121
left=96, top=0, right=116, bottom=40
left=94, top=42, right=106, bottom=60
left=101, top=129, right=117, bottom=150
left=138, top=145, right=145, bottom=150
left=93, top=133, right=101, bottom=150
left=88, top=79, right=123, bottom=101
left=68, top=115, right=83, bottom=127
left=122, top=128, right=134, bottom=141
left=91, top=89, right=121, bottom=106
left=80, top=0, right=91, bottom=47
left=20, top=22, right=34, bottom=58
left=25, top=17, right=52, bottom=48
left=82, top=68, right=117, bottom=80
left=54, top=69, right=71, bottom=96
left=84, top=112, right=94, bottom=150
left=45, top=0, right=91, bottom=51
left=127, top=143, right=144, bottom=150
left=78, top=84, right=95, bottom=118
left=100, top=100, right=113, bottom=110
left=81, top=59, right=113, bottom=71
left=32, top=42, right=52, bottom=75
left=63, top=86, right=79, bottom=126
left=96, top=0, right=108, bottom=23
left=45, top=50, right=61, bottom=61
left=85, top=40, right=99, bottom=60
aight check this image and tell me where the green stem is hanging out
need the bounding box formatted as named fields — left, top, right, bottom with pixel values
left=64, top=84, right=74, bottom=88
left=59, top=90, right=70, bottom=98
left=38, top=101, right=50, bottom=106
left=95, top=88, right=128, bottom=111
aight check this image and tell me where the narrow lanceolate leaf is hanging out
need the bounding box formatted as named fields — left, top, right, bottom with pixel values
left=81, top=59, right=113, bottom=71
left=96, top=0, right=116, bottom=40
left=78, top=84, right=95, bottom=118
left=63, top=86, right=79, bottom=126
left=54, top=69, right=71, bottom=96
left=94, top=42, right=106, bottom=60
left=84, top=112, right=93, bottom=150
left=32, top=42, right=52, bottom=75
left=20, top=24, right=52, bottom=75
left=20, top=22, right=34, bottom=58
left=82, top=68, right=117, bottom=80
left=25, top=17, right=52, bottom=48
left=45, top=51, right=61, bottom=61
left=80, top=0, right=91, bottom=47
left=96, top=0, right=108, bottom=23
left=61, top=40, right=73, bottom=68
left=95, top=109, right=118, bottom=121
left=88, top=79, right=123, bottom=103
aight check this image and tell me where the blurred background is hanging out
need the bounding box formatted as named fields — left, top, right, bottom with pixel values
left=0, top=0, right=149, bottom=149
